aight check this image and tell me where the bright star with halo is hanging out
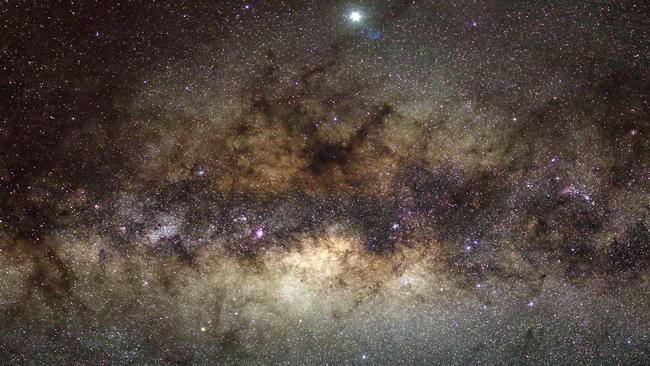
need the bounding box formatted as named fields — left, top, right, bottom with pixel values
left=349, top=11, right=362, bottom=22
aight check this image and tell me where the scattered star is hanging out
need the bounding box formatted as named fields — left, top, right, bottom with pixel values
left=1, top=1, right=647, bottom=364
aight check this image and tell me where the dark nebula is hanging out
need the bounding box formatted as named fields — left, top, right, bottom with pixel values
left=1, top=1, right=649, bottom=365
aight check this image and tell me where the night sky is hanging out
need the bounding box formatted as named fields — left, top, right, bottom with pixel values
left=1, top=1, right=649, bottom=365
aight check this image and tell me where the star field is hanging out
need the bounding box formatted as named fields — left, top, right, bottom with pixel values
left=1, top=1, right=649, bottom=365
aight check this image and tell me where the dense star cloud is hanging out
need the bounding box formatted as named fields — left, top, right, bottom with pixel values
left=1, top=1, right=649, bottom=364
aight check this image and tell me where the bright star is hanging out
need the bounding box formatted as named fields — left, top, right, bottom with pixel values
left=349, top=11, right=362, bottom=22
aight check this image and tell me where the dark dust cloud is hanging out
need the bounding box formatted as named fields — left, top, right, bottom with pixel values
left=1, top=1, right=649, bottom=365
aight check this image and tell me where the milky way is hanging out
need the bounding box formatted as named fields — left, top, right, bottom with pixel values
left=1, top=1, right=649, bottom=365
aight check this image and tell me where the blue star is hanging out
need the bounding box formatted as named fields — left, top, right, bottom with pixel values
left=368, top=29, right=381, bottom=40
